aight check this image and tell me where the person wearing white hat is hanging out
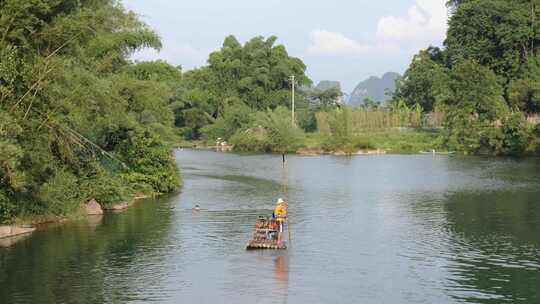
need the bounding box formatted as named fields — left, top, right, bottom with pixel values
left=273, top=198, right=288, bottom=244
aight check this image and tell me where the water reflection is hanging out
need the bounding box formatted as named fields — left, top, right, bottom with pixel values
left=443, top=190, right=540, bottom=303
left=1, top=151, right=539, bottom=303
left=274, top=255, right=289, bottom=288
left=0, top=233, right=32, bottom=248
left=0, top=197, right=175, bottom=303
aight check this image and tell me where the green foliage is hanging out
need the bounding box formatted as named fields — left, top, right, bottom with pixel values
left=445, top=0, right=539, bottom=87
left=118, top=129, right=181, bottom=194
left=201, top=101, right=254, bottom=140
left=179, top=107, right=212, bottom=139
left=305, top=129, right=441, bottom=154
left=534, top=123, right=540, bottom=136
left=397, top=0, right=540, bottom=156
left=39, top=170, right=81, bottom=216
left=228, top=106, right=304, bottom=153
left=80, top=167, right=131, bottom=207
left=442, top=60, right=509, bottom=154
left=533, top=123, right=540, bottom=155
left=327, top=107, right=354, bottom=140
left=321, top=135, right=376, bottom=154
left=296, top=108, right=318, bottom=132
left=174, top=35, right=311, bottom=140
left=252, top=106, right=305, bottom=153
left=359, top=97, right=381, bottom=111
left=500, top=112, right=531, bottom=155
left=0, top=113, right=27, bottom=193
left=229, top=129, right=270, bottom=153
left=443, top=104, right=531, bottom=156
left=394, top=50, right=450, bottom=112
left=444, top=60, right=508, bottom=120
left=443, top=112, right=493, bottom=154
left=316, top=102, right=427, bottom=132
left=318, top=107, right=362, bottom=153
left=318, top=106, right=433, bottom=154
left=508, top=55, right=540, bottom=113
left=0, top=0, right=181, bottom=223
left=309, top=86, right=343, bottom=110
left=0, top=190, right=16, bottom=224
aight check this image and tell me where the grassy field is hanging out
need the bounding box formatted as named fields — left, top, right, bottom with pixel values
left=304, top=129, right=443, bottom=154
left=179, top=128, right=445, bottom=155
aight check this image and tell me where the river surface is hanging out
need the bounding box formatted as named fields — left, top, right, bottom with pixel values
left=1, top=150, right=540, bottom=303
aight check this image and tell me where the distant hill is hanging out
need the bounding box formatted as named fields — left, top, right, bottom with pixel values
left=348, top=72, right=401, bottom=107
left=315, top=80, right=341, bottom=92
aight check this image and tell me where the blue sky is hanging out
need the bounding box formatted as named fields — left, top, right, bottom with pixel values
left=123, top=0, right=448, bottom=92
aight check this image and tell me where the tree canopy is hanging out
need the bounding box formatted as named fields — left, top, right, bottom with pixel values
left=395, top=0, right=540, bottom=155
left=0, top=0, right=181, bottom=223
left=174, top=35, right=312, bottom=139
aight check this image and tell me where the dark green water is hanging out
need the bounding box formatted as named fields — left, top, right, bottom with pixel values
left=1, top=150, right=540, bottom=303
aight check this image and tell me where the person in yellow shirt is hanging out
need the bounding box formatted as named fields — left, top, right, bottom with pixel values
left=273, top=198, right=287, bottom=243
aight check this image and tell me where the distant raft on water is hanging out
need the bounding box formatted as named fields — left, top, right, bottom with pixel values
left=246, top=217, right=287, bottom=250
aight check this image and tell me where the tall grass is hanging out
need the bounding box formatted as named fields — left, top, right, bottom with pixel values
left=316, top=102, right=442, bottom=133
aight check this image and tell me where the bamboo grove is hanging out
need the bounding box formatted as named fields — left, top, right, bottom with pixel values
left=0, top=0, right=181, bottom=223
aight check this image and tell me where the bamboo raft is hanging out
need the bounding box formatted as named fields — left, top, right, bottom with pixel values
left=246, top=218, right=287, bottom=250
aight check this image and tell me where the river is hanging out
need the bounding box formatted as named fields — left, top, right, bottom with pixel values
left=1, top=150, right=540, bottom=303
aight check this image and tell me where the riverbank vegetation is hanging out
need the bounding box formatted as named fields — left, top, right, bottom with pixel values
left=172, top=0, right=540, bottom=157
left=4, top=0, right=540, bottom=224
left=171, top=34, right=439, bottom=154
left=0, top=1, right=181, bottom=224
left=394, top=0, right=540, bottom=156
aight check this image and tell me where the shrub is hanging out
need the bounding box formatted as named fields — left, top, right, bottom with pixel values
left=352, top=136, right=375, bottom=150
left=201, top=118, right=227, bottom=141
left=201, top=102, right=254, bottom=141
left=80, top=167, right=132, bottom=207
left=0, top=190, right=16, bottom=224
left=118, top=128, right=181, bottom=194
left=500, top=113, right=531, bottom=156
left=252, top=107, right=305, bottom=153
left=297, top=108, right=317, bottom=132
left=229, top=129, right=269, bottom=152
left=534, top=123, right=540, bottom=136
left=39, top=170, right=82, bottom=216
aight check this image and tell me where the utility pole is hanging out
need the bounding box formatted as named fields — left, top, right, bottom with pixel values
left=290, top=75, right=295, bottom=127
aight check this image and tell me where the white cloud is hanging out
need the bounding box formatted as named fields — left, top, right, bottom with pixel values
left=376, top=0, right=448, bottom=45
left=306, top=0, right=447, bottom=57
left=307, top=30, right=371, bottom=56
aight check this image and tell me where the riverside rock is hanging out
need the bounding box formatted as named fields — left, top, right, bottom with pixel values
left=85, top=199, right=103, bottom=215
left=0, top=225, right=36, bottom=239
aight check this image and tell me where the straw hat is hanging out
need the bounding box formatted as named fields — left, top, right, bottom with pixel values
left=276, top=198, right=285, bottom=205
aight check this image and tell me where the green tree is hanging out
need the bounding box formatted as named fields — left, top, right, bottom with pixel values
left=394, top=50, right=450, bottom=112
left=0, top=0, right=181, bottom=223
left=309, top=86, right=343, bottom=110
left=174, top=35, right=311, bottom=139
left=201, top=100, right=254, bottom=140
left=359, top=97, right=381, bottom=111
left=508, top=54, right=540, bottom=113
left=252, top=106, right=305, bottom=153
left=445, top=0, right=540, bottom=93
left=442, top=60, right=509, bottom=153
left=500, top=112, right=531, bottom=155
